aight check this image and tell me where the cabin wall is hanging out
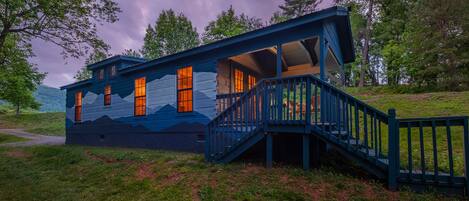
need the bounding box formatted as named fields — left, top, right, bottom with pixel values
left=65, top=59, right=217, bottom=152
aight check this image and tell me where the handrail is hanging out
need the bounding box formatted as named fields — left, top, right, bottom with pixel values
left=206, top=74, right=469, bottom=192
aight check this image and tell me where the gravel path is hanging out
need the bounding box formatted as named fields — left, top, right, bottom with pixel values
left=0, top=129, right=65, bottom=147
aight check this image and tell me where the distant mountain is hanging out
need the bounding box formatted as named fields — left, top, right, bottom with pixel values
left=0, top=85, right=66, bottom=112
left=33, top=85, right=66, bottom=112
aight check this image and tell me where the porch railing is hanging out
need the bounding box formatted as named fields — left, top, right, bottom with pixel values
left=207, top=74, right=469, bottom=191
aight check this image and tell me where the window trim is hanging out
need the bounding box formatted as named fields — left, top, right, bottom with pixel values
left=104, top=85, right=111, bottom=106
left=177, top=66, right=193, bottom=113
left=134, top=77, right=146, bottom=116
left=234, top=68, right=244, bottom=93
left=75, top=91, right=82, bottom=122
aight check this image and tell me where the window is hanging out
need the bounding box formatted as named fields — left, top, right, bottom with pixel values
left=110, top=66, right=117, bottom=77
left=177, top=66, right=193, bottom=113
left=234, top=68, right=244, bottom=92
left=104, top=85, right=111, bottom=106
left=98, top=69, right=104, bottom=80
left=248, top=75, right=256, bottom=90
left=75, top=91, right=82, bottom=122
left=134, top=77, right=146, bottom=116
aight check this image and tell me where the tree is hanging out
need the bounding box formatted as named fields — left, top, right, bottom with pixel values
left=74, top=50, right=110, bottom=81
left=122, top=49, right=142, bottom=57
left=270, top=0, right=319, bottom=24
left=202, top=6, right=263, bottom=44
left=0, top=0, right=121, bottom=60
left=0, top=36, right=45, bottom=115
left=141, top=9, right=199, bottom=59
left=402, top=0, right=469, bottom=89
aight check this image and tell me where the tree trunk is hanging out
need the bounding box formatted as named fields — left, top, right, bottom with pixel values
left=359, top=0, right=373, bottom=87
left=15, top=104, right=20, bottom=116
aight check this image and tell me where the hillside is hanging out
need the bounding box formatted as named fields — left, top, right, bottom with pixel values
left=0, top=85, right=65, bottom=112
left=33, top=85, right=65, bottom=112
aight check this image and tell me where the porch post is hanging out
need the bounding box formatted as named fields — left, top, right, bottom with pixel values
left=276, top=43, right=282, bottom=78
left=319, top=35, right=326, bottom=81
left=303, top=134, right=310, bottom=170
left=266, top=133, right=273, bottom=168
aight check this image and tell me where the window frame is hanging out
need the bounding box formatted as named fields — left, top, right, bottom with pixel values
left=75, top=91, right=82, bottom=122
left=104, top=85, right=111, bottom=106
left=248, top=74, right=256, bottom=90
left=177, top=66, right=193, bottom=113
left=134, top=77, right=146, bottom=116
left=234, top=68, right=244, bottom=93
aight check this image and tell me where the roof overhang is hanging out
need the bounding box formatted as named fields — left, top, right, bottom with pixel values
left=60, top=79, right=92, bottom=90
left=120, top=6, right=354, bottom=75
left=87, top=55, right=147, bottom=70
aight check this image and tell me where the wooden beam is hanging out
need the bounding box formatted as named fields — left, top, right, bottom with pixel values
left=303, top=135, right=310, bottom=170
left=266, top=134, right=273, bottom=168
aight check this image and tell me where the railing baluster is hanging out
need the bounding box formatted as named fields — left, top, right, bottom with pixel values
left=446, top=120, right=454, bottom=183
left=431, top=120, right=438, bottom=182
left=354, top=102, right=359, bottom=146
left=407, top=122, right=412, bottom=180
left=419, top=121, right=426, bottom=181
left=364, top=107, right=369, bottom=155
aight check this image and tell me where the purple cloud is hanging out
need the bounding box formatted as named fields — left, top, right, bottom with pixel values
left=29, top=0, right=333, bottom=88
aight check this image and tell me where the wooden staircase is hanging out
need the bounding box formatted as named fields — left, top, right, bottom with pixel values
left=206, top=75, right=469, bottom=195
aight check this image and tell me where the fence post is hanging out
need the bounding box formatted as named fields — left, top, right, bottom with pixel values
left=463, top=117, right=469, bottom=195
left=388, top=108, right=398, bottom=190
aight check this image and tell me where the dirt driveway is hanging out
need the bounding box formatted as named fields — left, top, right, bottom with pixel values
left=0, top=129, right=65, bottom=147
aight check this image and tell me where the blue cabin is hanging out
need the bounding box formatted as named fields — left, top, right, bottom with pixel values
left=61, top=6, right=469, bottom=194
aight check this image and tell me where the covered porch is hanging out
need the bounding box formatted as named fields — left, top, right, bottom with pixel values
left=215, top=35, right=343, bottom=114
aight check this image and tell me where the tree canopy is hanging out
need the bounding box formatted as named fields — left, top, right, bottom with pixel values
left=141, top=9, right=199, bottom=59
left=202, top=6, right=263, bottom=44
left=0, top=35, right=45, bottom=114
left=0, top=0, right=121, bottom=59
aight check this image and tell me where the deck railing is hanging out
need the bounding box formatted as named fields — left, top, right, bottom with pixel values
left=216, top=92, right=244, bottom=114
left=207, top=74, right=469, bottom=191
left=395, top=116, right=469, bottom=189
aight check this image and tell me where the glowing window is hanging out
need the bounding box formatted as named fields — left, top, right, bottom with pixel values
left=248, top=75, right=256, bottom=90
left=104, top=85, right=111, bottom=106
left=134, top=77, right=146, bottom=116
left=234, top=69, right=244, bottom=92
left=75, top=91, right=82, bottom=122
left=177, top=66, right=193, bottom=112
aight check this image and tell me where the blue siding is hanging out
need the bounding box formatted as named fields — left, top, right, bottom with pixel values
left=63, top=7, right=353, bottom=152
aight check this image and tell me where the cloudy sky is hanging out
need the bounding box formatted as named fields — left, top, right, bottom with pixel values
left=30, top=0, right=331, bottom=88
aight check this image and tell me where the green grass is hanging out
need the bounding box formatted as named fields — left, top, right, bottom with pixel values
left=0, top=145, right=459, bottom=201
left=0, top=133, right=28, bottom=144
left=346, top=89, right=469, bottom=176
left=0, top=112, right=65, bottom=136
left=347, top=89, right=469, bottom=118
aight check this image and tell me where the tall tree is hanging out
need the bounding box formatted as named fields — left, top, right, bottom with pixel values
left=270, top=0, right=319, bottom=24
left=373, top=0, right=410, bottom=86
left=358, top=0, right=374, bottom=87
left=0, top=0, right=121, bottom=59
left=403, top=0, right=469, bottom=89
left=141, top=9, right=199, bottom=59
left=122, top=49, right=142, bottom=58
left=74, top=50, right=110, bottom=81
left=0, top=36, right=45, bottom=115
left=202, top=6, right=263, bottom=44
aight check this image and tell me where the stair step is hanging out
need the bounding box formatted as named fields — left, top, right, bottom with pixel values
left=342, top=139, right=363, bottom=146
left=330, top=130, right=348, bottom=136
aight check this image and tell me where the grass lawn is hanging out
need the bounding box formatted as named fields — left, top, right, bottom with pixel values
left=0, top=133, right=28, bottom=144
left=0, top=145, right=459, bottom=201
left=0, top=112, right=65, bottom=136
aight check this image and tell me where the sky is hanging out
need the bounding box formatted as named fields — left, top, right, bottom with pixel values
left=29, top=0, right=332, bottom=88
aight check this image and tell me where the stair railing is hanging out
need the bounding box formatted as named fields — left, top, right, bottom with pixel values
left=206, top=81, right=266, bottom=161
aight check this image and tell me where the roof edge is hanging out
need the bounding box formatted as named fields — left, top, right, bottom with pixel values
left=60, top=79, right=93, bottom=90
left=87, top=55, right=147, bottom=69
